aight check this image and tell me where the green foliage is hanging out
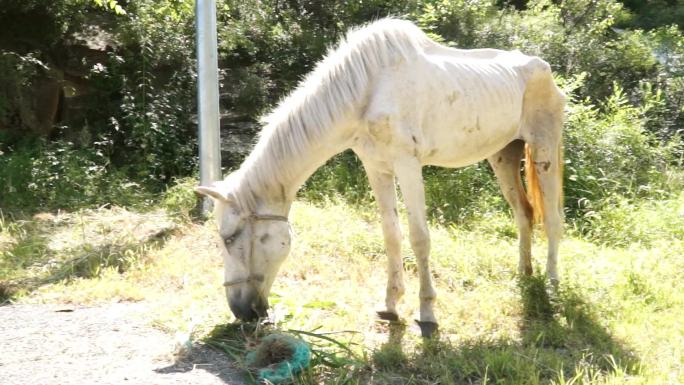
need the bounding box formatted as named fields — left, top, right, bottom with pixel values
left=160, top=177, right=201, bottom=222
left=562, top=79, right=683, bottom=231
left=415, top=0, right=502, bottom=47
left=2, top=0, right=684, bottom=245
left=299, top=151, right=372, bottom=205
left=0, top=0, right=88, bottom=50
left=423, top=165, right=502, bottom=224
left=0, top=139, right=150, bottom=212
left=87, top=0, right=199, bottom=184
left=619, top=0, right=684, bottom=30
left=216, top=0, right=419, bottom=118
left=579, top=193, right=684, bottom=247
left=2, top=0, right=198, bottom=192
left=414, top=0, right=663, bottom=104
left=93, top=0, right=126, bottom=15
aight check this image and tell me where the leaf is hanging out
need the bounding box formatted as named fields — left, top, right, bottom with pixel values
left=303, top=300, right=336, bottom=310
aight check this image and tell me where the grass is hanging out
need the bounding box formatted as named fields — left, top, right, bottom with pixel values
left=1, top=193, right=683, bottom=384
left=0, top=207, right=176, bottom=300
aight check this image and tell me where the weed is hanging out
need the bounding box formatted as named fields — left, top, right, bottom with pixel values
left=160, top=177, right=202, bottom=222
left=3, top=200, right=682, bottom=384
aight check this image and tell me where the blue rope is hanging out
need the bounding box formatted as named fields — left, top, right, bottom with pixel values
left=245, top=334, right=311, bottom=384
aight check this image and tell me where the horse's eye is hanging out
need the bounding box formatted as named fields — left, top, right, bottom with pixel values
left=223, top=228, right=242, bottom=246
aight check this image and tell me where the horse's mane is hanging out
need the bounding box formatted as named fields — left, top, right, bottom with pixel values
left=227, top=18, right=432, bottom=210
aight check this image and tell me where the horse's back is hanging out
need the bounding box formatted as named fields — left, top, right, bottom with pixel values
left=359, top=41, right=558, bottom=168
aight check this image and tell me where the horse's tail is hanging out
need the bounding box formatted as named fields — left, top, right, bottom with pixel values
left=524, top=141, right=563, bottom=224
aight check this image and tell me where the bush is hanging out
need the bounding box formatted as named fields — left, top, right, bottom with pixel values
left=0, top=139, right=151, bottom=213
left=299, top=151, right=372, bottom=205
left=89, top=0, right=199, bottom=184
left=2, top=0, right=684, bottom=237
left=422, top=165, right=502, bottom=225
left=563, top=80, right=683, bottom=223
left=160, top=177, right=201, bottom=221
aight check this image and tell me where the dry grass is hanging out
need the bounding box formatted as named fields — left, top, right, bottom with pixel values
left=2, top=198, right=683, bottom=384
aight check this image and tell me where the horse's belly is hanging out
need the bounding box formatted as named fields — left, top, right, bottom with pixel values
left=419, top=99, right=522, bottom=167
left=422, top=130, right=518, bottom=167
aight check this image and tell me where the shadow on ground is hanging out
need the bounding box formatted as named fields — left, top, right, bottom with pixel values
left=371, top=275, right=641, bottom=384
left=0, top=208, right=176, bottom=303
left=154, top=341, right=251, bottom=385
left=0, top=302, right=244, bottom=385
left=159, top=276, right=641, bottom=385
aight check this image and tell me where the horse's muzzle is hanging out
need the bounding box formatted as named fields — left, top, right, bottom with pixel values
left=227, top=286, right=268, bottom=321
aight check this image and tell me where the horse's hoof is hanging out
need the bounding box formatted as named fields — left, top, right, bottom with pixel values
left=415, top=320, right=438, bottom=338
left=377, top=310, right=399, bottom=322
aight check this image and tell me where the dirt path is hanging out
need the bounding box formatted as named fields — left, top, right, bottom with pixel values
left=0, top=303, right=247, bottom=385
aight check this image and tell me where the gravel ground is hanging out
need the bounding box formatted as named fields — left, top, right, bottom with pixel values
left=0, top=303, right=246, bottom=385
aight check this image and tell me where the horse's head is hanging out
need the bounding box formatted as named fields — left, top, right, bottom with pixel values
left=196, top=182, right=291, bottom=321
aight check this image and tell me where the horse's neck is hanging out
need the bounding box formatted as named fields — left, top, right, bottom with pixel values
left=236, top=120, right=353, bottom=213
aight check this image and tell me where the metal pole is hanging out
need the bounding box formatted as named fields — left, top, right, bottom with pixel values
left=196, top=0, right=222, bottom=214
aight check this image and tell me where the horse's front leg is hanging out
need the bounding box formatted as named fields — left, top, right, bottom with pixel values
left=395, top=156, right=438, bottom=337
left=360, top=161, right=405, bottom=321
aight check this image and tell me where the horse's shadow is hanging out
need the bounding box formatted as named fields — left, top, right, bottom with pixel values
left=161, top=277, right=641, bottom=384
left=373, top=275, right=641, bottom=384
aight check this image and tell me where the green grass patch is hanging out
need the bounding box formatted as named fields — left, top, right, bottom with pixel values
left=3, top=194, right=682, bottom=384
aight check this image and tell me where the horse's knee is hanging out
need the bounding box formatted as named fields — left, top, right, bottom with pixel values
left=409, top=231, right=430, bottom=258
left=383, top=225, right=401, bottom=245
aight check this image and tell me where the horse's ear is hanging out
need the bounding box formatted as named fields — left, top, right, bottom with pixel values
left=195, top=185, right=230, bottom=202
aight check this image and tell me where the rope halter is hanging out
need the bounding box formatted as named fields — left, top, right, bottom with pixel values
left=222, top=213, right=289, bottom=288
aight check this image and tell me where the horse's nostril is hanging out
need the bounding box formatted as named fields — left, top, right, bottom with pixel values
left=227, top=287, right=269, bottom=321
left=253, top=297, right=269, bottom=318
left=229, top=299, right=259, bottom=321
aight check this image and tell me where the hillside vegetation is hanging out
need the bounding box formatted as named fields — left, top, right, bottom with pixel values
left=1, top=0, right=683, bottom=232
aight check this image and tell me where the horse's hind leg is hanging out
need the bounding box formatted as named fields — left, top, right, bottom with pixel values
left=488, top=140, right=534, bottom=276
left=527, top=140, right=564, bottom=283
left=521, top=65, right=565, bottom=284
left=360, top=161, right=405, bottom=321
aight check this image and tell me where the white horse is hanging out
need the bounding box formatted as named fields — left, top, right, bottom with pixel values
left=196, top=18, right=564, bottom=337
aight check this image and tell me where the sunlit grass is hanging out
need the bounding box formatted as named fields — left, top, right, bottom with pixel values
left=2, top=196, right=683, bottom=384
